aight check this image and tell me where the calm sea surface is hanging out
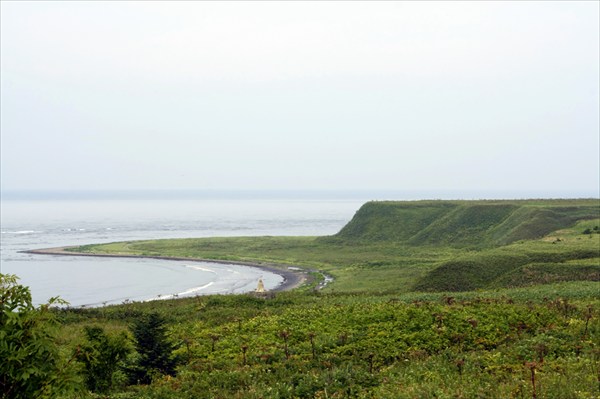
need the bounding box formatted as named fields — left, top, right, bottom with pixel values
left=0, top=198, right=363, bottom=306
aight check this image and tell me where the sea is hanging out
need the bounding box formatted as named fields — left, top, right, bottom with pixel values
left=0, top=191, right=367, bottom=307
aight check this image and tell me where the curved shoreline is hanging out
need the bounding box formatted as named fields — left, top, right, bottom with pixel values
left=22, top=246, right=307, bottom=293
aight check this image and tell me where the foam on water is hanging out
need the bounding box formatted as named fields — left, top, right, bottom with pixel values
left=2, top=230, right=42, bottom=234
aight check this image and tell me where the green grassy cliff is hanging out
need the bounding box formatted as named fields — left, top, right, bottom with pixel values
left=329, top=199, right=599, bottom=247
left=327, top=199, right=599, bottom=292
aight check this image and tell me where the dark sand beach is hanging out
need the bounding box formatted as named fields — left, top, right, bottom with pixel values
left=23, top=247, right=307, bottom=293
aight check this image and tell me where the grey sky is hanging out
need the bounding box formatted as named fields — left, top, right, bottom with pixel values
left=1, top=1, right=598, bottom=195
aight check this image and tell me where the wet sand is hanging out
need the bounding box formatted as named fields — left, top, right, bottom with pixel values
left=23, top=246, right=307, bottom=293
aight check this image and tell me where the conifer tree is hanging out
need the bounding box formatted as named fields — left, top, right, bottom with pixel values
left=127, top=312, right=178, bottom=384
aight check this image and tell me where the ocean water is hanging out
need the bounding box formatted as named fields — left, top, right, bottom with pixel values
left=0, top=197, right=363, bottom=307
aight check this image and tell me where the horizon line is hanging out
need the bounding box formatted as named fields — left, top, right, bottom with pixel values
left=1, top=188, right=598, bottom=201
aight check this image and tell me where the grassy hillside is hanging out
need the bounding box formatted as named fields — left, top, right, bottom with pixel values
left=325, top=201, right=456, bottom=243
left=414, top=218, right=600, bottom=292
left=328, top=199, right=599, bottom=248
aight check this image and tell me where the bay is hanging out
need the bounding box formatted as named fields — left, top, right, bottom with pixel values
left=0, top=197, right=363, bottom=306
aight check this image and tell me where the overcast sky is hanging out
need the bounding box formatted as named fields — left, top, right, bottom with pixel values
left=1, top=1, right=598, bottom=196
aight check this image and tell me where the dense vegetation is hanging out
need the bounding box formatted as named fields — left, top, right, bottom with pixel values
left=6, top=279, right=598, bottom=398
left=0, top=275, right=78, bottom=399
left=5, top=200, right=600, bottom=398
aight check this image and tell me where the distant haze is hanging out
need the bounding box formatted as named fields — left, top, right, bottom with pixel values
left=1, top=1, right=598, bottom=197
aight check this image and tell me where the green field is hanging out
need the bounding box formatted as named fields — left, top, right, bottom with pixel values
left=3, top=199, right=600, bottom=398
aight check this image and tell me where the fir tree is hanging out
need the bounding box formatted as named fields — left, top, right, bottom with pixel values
left=127, top=312, right=178, bottom=384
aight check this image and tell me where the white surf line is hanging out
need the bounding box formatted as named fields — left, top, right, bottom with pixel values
left=178, top=281, right=216, bottom=296
left=2, top=230, right=42, bottom=234
left=183, top=264, right=219, bottom=274
left=145, top=281, right=216, bottom=302
left=145, top=263, right=219, bottom=301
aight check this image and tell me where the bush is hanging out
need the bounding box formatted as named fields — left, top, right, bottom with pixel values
left=76, top=326, right=130, bottom=393
left=0, top=274, right=79, bottom=398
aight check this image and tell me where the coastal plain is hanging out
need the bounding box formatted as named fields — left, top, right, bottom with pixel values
left=15, top=200, right=600, bottom=398
left=72, top=199, right=600, bottom=294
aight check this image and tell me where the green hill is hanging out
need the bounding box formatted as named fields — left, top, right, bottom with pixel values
left=413, top=243, right=600, bottom=292
left=328, top=199, right=599, bottom=248
left=327, top=199, right=599, bottom=292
